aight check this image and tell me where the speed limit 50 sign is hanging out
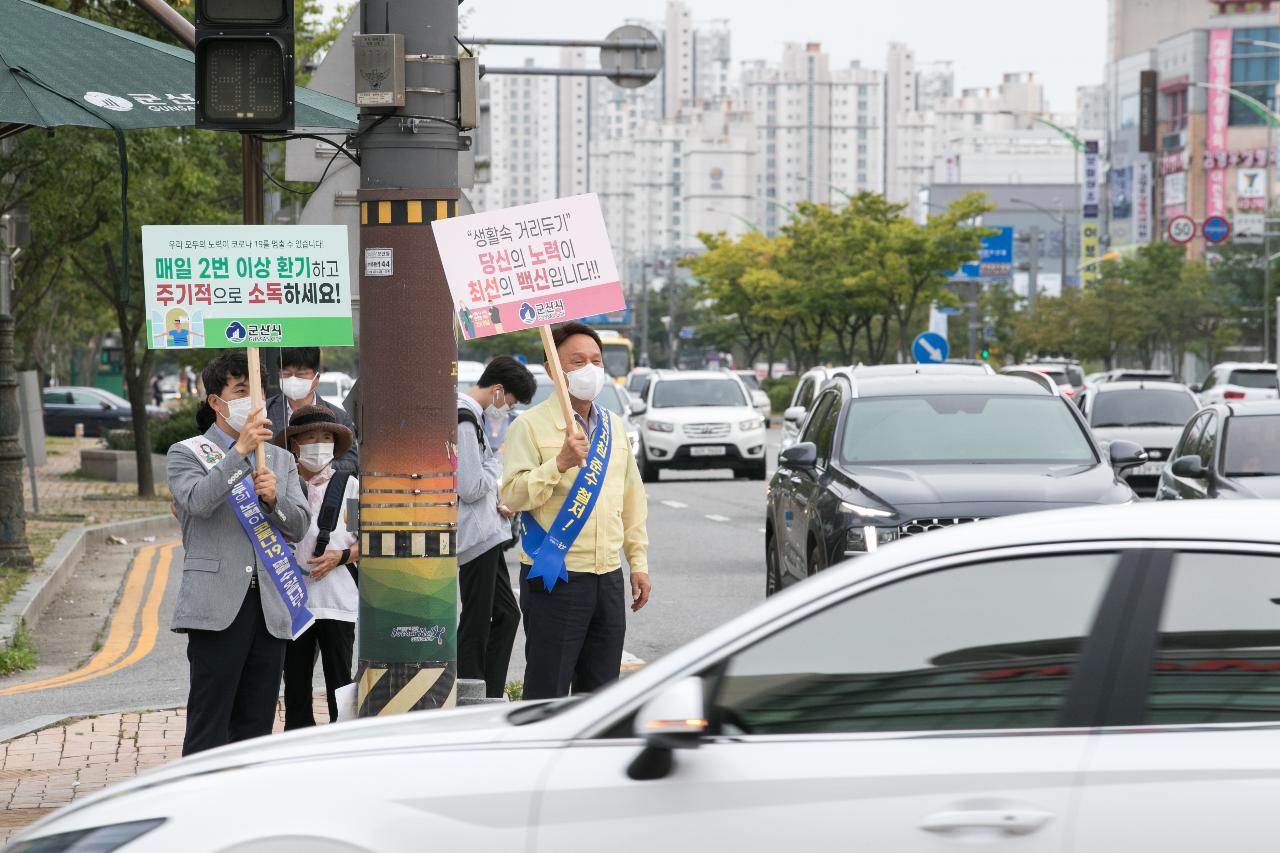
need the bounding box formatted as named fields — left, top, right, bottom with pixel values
left=1167, top=215, right=1196, bottom=244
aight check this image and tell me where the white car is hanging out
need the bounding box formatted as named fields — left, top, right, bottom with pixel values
left=1194, top=361, right=1278, bottom=404
left=631, top=370, right=767, bottom=481
left=315, top=371, right=355, bottom=408
left=731, top=370, right=773, bottom=425
left=18, top=501, right=1280, bottom=853
left=1078, top=380, right=1201, bottom=497
left=780, top=366, right=837, bottom=452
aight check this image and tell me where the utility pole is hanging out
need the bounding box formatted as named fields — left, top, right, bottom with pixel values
left=639, top=259, right=650, bottom=367
left=354, top=0, right=466, bottom=715
left=1028, top=228, right=1040, bottom=318
left=0, top=221, right=32, bottom=570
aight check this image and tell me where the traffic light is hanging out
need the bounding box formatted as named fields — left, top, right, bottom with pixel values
left=194, top=0, right=294, bottom=132
left=980, top=343, right=991, bottom=360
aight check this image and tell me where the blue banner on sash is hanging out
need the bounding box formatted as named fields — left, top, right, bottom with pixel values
left=522, top=405, right=610, bottom=592
left=227, top=477, right=315, bottom=639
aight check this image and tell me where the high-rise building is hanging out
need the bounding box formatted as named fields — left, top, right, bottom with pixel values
left=1107, top=0, right=1214, bottom=62
left=743, top=42, right=884, bottom=234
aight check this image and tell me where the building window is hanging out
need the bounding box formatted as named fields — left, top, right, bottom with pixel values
left=1168, top=88, right=1189, bottom=131
left=1230, top=28, right=1280, bottom=125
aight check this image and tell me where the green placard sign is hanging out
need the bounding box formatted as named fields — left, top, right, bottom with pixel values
left=141, top=224, right=353, bottom=350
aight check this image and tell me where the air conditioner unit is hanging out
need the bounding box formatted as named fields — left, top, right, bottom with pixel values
left=1162, top=130, right=1186, bottom=151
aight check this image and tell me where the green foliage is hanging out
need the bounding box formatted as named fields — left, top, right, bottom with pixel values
left=505, top=680, right=524, bottom=702
left=152, top=400, right=201, bottom=455
left=103, top=429, right=136, bottom=452
left=765, top=376, right=798, bottom=413
left=0, top=620, right=37, bottom=678
left=686, top=194, right=990, bottom=371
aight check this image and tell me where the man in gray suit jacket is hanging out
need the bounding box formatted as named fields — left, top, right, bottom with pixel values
left=168, top=352, right=311, bottom=756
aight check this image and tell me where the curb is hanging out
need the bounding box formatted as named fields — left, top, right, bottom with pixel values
left=0, top=514, right=179, bottom=650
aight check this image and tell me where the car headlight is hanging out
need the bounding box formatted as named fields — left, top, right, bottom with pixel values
left=840, top=500, right=894, bottom=519
left=845, top=525, right=900, bottom=554
left=739, top=417, right=765, bottom=431
left=10, top=819, right=166, bottom=852
left=646, top=420, right=674, bottom=433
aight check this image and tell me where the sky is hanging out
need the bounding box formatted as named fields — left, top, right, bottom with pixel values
left=322, top=0, right=1109, bottom=113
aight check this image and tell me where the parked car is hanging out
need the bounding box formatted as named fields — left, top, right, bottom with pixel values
left=779, top=366, right=836, bottom=452
left=1156, top=401, right=1280, bottom=500
left=632, top=370, right=767, bottom=481
left=19, top=501, right=1280, bottom=853
left=507, top=368, right=637, bottom=453
left=1001, top=363, right=1077, bottom=398
left=767, top=373, right=1141, bottom=594
left=41, top=387, right=165, bottom=437
left=1026, top=356, right=1086, bottom=393
left=1078, top=381, right=1201, bottom=497
left=315, top=371, right=355, bottom=408
left=454, top=360, right=486, bottom=391
left=731, top=370, right=773, bottom=425
left=1193, top=361, right=1278, bottom=404
left=626, top=366, right=653, bottom=396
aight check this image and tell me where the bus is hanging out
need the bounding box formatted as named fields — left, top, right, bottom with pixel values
left=597, top=330, right=635, bottom=384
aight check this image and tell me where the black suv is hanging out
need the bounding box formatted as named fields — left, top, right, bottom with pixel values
left=765, top=374, right=1143, bottom=594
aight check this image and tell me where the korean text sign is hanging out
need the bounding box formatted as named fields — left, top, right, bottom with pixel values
left=431, top=193, right=625, bottom=340
left=141, top=225, right=353, bottom=349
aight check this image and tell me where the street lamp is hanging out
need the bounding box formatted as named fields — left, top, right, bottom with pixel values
left=1010, top=196, right=1070, bottom=284
left=705, top=207, right=762, bottom=233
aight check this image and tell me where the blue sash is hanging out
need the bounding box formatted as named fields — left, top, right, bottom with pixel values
left=521, top=405, right=611, bottom=592
left=227, top=476, right=315, bottom=639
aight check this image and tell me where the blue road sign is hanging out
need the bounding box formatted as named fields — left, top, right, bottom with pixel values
left=912, top=331, right=950, bottom=364
left=679, top=326, right=695, bottom=340
left=957, top=226, right=1014, bottom=279
left=1202, top=215, right=1231, bottom=244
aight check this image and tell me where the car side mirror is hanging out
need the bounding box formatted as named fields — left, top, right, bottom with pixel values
left=780, top=441, right=817, bottom=469
left=1170, top=454, right=1207, bottom=479
left=1189, top=383, right=1203, bottom=394
left=783, top=405, right=806, bottom=424
left=1108, top=439, right=1149, bottom=472
left=627, top=677, right=707, bottom=781
left=100, top=401, right=114, bottom=410
left=630, top=400, right=648, bottom=416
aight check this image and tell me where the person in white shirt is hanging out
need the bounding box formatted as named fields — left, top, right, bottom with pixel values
left=282, top=405, right=360, bottom=728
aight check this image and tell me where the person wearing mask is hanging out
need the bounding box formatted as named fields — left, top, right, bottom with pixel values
left=167, top=352, right=311, bottom=756
left=265, top=347, right=359, bottom=474
left=281, top=406, right=361, bottom=729
left=500, top=322, right=651, bottom=700
left=457, top=356, right=537, bottom=699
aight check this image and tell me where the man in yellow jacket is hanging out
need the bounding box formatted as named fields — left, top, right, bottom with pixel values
left=500, top=322, right=651, bottom=699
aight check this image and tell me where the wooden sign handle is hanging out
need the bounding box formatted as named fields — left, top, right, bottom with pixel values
left=539, top=325, right=580, bottom=438
left=246, top=347, right=267, bottom=470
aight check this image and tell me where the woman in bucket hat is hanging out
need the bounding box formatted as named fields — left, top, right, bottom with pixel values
left=282, top=405, right=360, bottom=728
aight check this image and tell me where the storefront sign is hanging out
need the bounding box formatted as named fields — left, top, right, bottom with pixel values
left=1135, top=160, right=1154, bottom=244
left=1206, top=28, right=1234, bottom=218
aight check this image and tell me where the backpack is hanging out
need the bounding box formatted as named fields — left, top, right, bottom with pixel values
left=458, top=406, right=486, bottom=449
left=313, top=470, right=357, bottom=583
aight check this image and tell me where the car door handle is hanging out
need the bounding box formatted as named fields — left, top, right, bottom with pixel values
left=920, top=808, right=1054, bottom=836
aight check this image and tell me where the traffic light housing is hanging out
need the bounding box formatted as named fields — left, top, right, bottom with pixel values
left=980, top=343, right=991, bottom=360
left=194, top=0, right=294, bottom=132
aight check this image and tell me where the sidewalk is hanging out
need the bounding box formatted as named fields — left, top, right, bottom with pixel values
left=0, top=695, right=331, bottom=845
left=22, top=437, right=173, bottom=566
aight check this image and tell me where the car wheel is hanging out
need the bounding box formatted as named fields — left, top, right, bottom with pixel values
left=765, top=527, right=781, bottom=597
left=638, top=444, right=660, bottom=483
left=807, top=537, right=826, bottom=577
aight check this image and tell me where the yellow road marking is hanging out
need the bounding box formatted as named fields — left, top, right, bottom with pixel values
left=72, top=543, right=175, bottom=685
left=0, top=544, right=159, bottom=697
left=0, top=541, right=178, bottom=696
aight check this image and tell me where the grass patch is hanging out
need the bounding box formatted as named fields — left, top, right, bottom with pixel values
left=504, top=680, right=523, bottom=702
left=0, top=566, right=29, bottom=608
left=0, top=620, right=38, bottom=677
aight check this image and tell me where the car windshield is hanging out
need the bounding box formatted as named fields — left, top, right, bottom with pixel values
left=627, top=373, right=649, bottom=393
left=316, top=381, right=340, bottom=399
left=1036, top=369, right=1070, bottom=386
left=602, top=346, right=631, bottom=377
left=737, top=373, right=762, bottom=391
left=1223, top=416, right=1280, bottom=476
left=1228, top=369, right=1279, bottom=389
left=652, top=379, right=746, bottom=408
left=95, top=389, right=131, bottom=408
left=840, top=395, right=1096, bottom=465
left=1091, top=389, right=1197, bottom=428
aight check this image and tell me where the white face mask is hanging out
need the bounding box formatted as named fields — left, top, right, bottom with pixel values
left=218, top=396, right=253, bottom=433
left=280, top=376, right=314, bottom=402
left=566, top=363, right=607, bottom=402
left=486, top=386, right=510, bottom=420
left=298, top=442, right=335, bottom=471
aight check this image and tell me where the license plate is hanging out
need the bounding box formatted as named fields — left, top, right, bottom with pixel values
left=690, top=445, right=727, bottom=457
left=1132, top=462, right=1163, bottom=477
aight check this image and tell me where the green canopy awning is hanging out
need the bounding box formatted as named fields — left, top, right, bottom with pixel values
left=0, top=0, right=356, bottom=132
